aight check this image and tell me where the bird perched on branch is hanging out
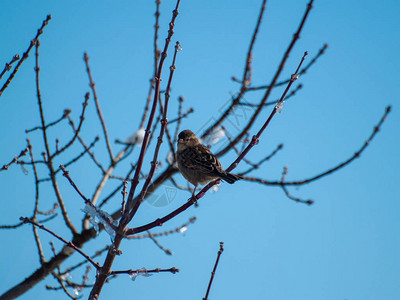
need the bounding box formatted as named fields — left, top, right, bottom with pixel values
left=176, top=129, right=242, bottom=199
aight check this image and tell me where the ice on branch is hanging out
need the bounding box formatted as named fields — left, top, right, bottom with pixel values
left=167, top=151, right=174, bottom=164
left=60, top=273, right=72, bottom=281
left=129, top=268, right=153, bottom=281
left=291, top=73, right=300, bottom=81
left=179, top=226, right=188, bottom=234
left=211, top=182, right=220, bottom=193
left=73, top=288, right=80, bottom=297
left=275, top=101, right=284, bottom=113
left=81, top=202, right=118, bottom=239
left=167, top=151, right=177, bottom=167
left=125, top=128, right=145, bottom=145
left=200, top=126, right=226, bottom=145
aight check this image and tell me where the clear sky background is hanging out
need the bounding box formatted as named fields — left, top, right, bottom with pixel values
left=1, top=0, right=399, bottom=299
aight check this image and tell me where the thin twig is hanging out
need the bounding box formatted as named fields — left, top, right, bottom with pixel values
left=20, top=217, right=100, bottom=269
left=60, top=165, right=90, bottom=203
left=201, top=0, right=267, bottom=138
left=61, top=246, right=109, bottom=276
left=37, top=203, right=59, bottom=216
left=25, top=109, right=71, bottom=133
left=280, top=166, right=313, bottom=204
left=0, top=54, right=20, bottom=81
left=242, top=105, right=392, bottom=186
left=127, top=217, right=196, bottom=239
left=91, top=148, right=132, bottom=207
left=169, top=177, right=193, bottom=192
left=121, top=180, right=128, bottom=216
left=49, top=242, right=79, bottom=300
left=239, top=143, right=283, bottom=176
left=34, top=39, right=77, bottom=235
left=69, top=120, right=106, bottom=174
left=238, top=83, right=302, bottom=107
left=0, top=15, right=52, bottom=97
left=52, top=94, right=90, bottom=158
left=28, top=140, right=47, bottom=264
left=246, top=43, right=328, bottom=91
left=281, top=184, right=313, bottom=205
left=203, top=242, right=224, bottom=300
left=148, top=112, right=162, bottom=147
left=139, top=0, right=162, bottom=129
left=98, top=164, right=136, bottom=209
left=224, top=127, right=261, bottom=168
left=0, top=146, right=29, bottom=172
left=56, top=136, right=100, bottom=173
left=0, top=221, right=25, bottom=229
left=0, top=213, right=57, bottom=229
left=51, top=275, right=79, bottom=300
left=173, top=96, right=184, bottom=145
left=214, top=1, right=314, bottom=158
left=158, top=95, right=176, bottom=153
left=169, top=106, right=194, bottom=124
left=154, top=0, right=161, bottom=76
left=110, top=267, right=179, bottom=276
left=84, top=53, right=114, bottom=162
left=147, top=231, right=172, bottom=255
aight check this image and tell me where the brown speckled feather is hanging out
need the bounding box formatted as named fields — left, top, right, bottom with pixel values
left=179, top=144, right=222, bottom=173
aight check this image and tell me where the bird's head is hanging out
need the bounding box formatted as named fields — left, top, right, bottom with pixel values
left=177, top=129, right=200, bottom=150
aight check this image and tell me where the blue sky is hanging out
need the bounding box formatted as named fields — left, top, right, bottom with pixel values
left=1, top=0, right=399, bottom=299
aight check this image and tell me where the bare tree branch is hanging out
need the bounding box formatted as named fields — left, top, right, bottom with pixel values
left=20, top=217, right=100, bottom=269
left=203, top=242, right=224, bottom=300
left=0, top=54, right=20, bottom=81
left=242, top=105, right=391, bottom=186
left=0, top=15, right=52, bottom=97
left=0, top=146, right=29, bottom=172
left=84, top=53, right=114, bottom=162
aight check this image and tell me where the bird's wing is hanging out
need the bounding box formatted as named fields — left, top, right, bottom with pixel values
left=181, top=145, right=222, bottom=174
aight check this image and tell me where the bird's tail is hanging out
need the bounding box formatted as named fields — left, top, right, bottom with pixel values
left=219, top=172, right=242, bottom=184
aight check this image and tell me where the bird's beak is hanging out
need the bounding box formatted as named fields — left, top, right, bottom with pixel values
left=178, top=139, right=184, bottom=144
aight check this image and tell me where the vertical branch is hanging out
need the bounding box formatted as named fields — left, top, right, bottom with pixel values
left=139, top=0, right=162, bottom=129
left=203, top=242, right=225, bottom=300
left=124, top=0, right=181, bottom=218
left=34, top=39, right=77, bottom=235
left=83, top=53, right=114, bottom=162
left=153, top=0, right=161, bottom=74
left=173, top=96, right=184, bottom=143
left=127, top=41, right=181, bottom=222
left=121, top=180, right=128, bottom=216
left=28, top=140, right=46, bottom=264
left=158, top=94, right=177, bottom=153
left=88, top=3, right=182, bottom=299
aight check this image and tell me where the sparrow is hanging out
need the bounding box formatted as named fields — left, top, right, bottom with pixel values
left=176, top=129, right=242, bottom=198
